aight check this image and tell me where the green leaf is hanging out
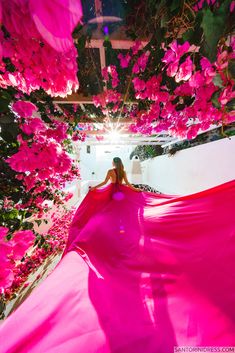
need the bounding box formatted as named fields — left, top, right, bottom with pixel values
left=170, top=0, right=183, bottom=13
left=0, top=122, right=19, bottom=142
left=211, top=90, right=221, bottom=109
left=6, top=209, right=19, bottom=219
left=0, top=98, right=11, bottom=112
left=226, top=129, right=235, bottom=137
left=228, top=59, right=235, bottom=80
left=226, top=98, right=235, bottom=111
left=0, top=114, right=15, bottom=123
left=76, top=34, right=86, bottom=52
left=72, top=24, right=83, bottom=38
left=182, top=26, right=203, bottom=46
left=201, top=1, right=230, bottom=61
left=201, top=9, right=223, bottom=61
left=35, top=219, right=42, bottom=226
left=213, top=74, right=224, bottom=88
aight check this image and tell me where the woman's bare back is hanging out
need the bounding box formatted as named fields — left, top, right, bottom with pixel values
left=109, top=168, right=124, bottom=184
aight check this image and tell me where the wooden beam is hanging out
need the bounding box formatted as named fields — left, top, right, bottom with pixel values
left=53, top=93, right=94, bottom=104
left=86, top=38, right=148, bottom=50
left=78, top=117, right=133, bottom=122
left=81, top=141, right=164, bottom=146
left=53, top=92, right=138, bottom=105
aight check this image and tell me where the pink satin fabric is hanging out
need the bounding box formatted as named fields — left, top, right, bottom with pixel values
left=1, top=181, right=235, bottom=352
left=29, top=0, right=82, bottom=52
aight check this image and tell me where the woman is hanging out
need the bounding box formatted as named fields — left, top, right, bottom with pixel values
left=90, top=157, right=140, bottom=192
left=1, top=173, right=235, bottom=352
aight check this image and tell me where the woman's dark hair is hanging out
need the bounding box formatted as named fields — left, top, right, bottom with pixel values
left=113, top=157, right=124, bottom=182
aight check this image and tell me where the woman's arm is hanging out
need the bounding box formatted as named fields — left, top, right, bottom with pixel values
left=123, top=171, right=141, bottom=192
left=90, top=170, right=111, bottom=191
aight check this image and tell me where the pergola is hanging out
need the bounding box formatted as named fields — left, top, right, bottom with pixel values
left=52, top=0, right=219, bottom=147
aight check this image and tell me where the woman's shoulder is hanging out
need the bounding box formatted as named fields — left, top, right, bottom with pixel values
left=108, top=168, right=126, bottom=174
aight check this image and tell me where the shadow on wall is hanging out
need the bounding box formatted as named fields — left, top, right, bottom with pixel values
left=130, top=146, right=164, bottom=162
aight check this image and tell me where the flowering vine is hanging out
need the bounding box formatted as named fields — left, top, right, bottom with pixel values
left=1, top=209, right=75, bottom=306
left=92, top=35, right=234, bottom=140
left=0, top=0, right=82, bottom=97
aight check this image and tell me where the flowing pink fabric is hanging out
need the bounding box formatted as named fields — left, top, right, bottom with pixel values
left=1, top=181, right=235, bottom=352
left=29, top=0, right=83, bottom=52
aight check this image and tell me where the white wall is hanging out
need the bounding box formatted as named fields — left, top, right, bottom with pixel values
left=141, top=136, right=235, bottom=195
left=79, top=144, right=135, bottom=181
left=36, top=137, right=235, bottom=232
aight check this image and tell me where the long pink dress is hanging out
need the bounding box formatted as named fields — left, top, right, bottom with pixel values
left=0, top=180, right=235, bottom=352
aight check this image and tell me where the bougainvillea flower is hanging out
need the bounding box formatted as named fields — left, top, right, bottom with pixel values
left=118, top=53, right=131, bottom=68
left=12, top=100, right=37, bottom=118
left=9, top=230, right=35, bottom=260
left=0, top=226, right=8, bottom=240
left=20, top=117, right=47, bottom=135
left=175, top=56, right=194, bottom=82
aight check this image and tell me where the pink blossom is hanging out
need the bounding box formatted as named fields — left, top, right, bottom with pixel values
left=132, top=77, right=146, bottom=92
left=174, top=82, right=193, bottom=96
left=194, top=83, right=217, bottom=111
left=230, top=1, right=235, bottom=12
left=132, top=63, right=140, bottom=74
left=131, top=40, right=142, bottom=55
left=162, top=40, right=190, bottom=66
left=6, top=136, right=73, bottom=193
left=12, top=101, right=37, bottom=118
left=20, top=117, right=46, bottom=135
left=118, top=53, right=131, bottom=68
left=175, top=56, right=194, bottom=82
left=0, top=267, right=14, bottom=290
left=225, top=111, right=235, bottom=123
left=1, top=1, right=79, bottom=96
left=93, top=90, right=122, bottom=108
left=166, top=62, right=179, bottom=77
left=10, top=230, right=35, bottom=260
left=219, top=87, right=235, bottom=106
left=216, top=51, right=229, bottom=71
left=64, top=193, right=73, bottom=202
left=132, top=52, right=150, bottom=74
left=189, top=72, right=205, bottom=88
left=149, top=102, right=160, bottom=119
left=34, top=184, right=47, bottom=193
left=101, top=65, right=119, bottom=88
left=23, top=175, right=38, bottom=191
left=101, top=67, right=109, bottom=81
left=193, top=0, right=217, bottom=11
left=144, top=75, right=162, bottom=101
left=72, top=134, right=80, bottom=141
left=0, top=226, right=8, bottom=239
left=137, top=51, right=150, bottom=72
left=46, top=121, right=68, bottom=142
left=187, top=124, right=200, bottom=140
left=112, top=78, right=119, bottom=89
left=73, top=104, right=78, bottom=112
left=228, top=36, right=235, bottom=60
left=36, top=169, right=53, bottom=181
left=3, top=197, right=14, bottom=209
left=200, top=57, right=216, bottom=83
